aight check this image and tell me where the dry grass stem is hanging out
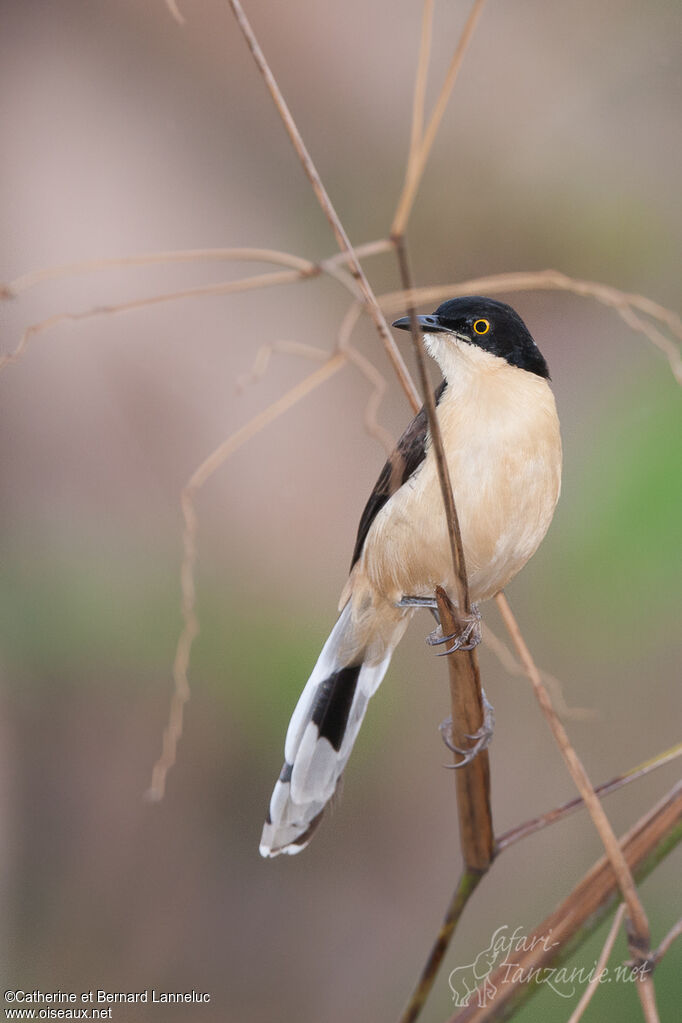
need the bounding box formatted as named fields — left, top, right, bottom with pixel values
left=447, top=782, right=681, bottom=1022
left=495, top=591, right=657, bottom=1019
left=164, top=0, right=186, bottom=26
left=496, top=741, right=682, bottom=851
left=4, top=247, right=318, bottom=296
left=403, top=744, right=681, bottom=1023
left=482, top=622, right=596, bottom=721
left=394, top=236, right=471, bottom=611
left=566, top=903, right=627, bottom=1023
left=148, top=289, right=408, bottom=797
left=235, top=340, right=331, bottom=392
left=0, top=269, right=307, bottom=375
left=237, top=329, right=396, bottom=454
left=228, top=0, right=421, bottom=411
left=379, top=270, right=682, bottom=384
left=651, top=917, right=682, bottom=965
left=398, top=869, right=484, bottom=1023
left=1, top=240, right=397, bottom=376
left=146, top=351, right=346, bottom=799
left=405, top=0, right=435, bottom=194
left=436, top=591, right=494, bottom=871
left=392, top=229, right=493, bottom=1022
left=391, top=0, right=489, bottom=237
left=338, top=343, right=396, bottom=455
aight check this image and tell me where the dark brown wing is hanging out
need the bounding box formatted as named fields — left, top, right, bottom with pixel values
left=350, top=379, right=447, bottom=568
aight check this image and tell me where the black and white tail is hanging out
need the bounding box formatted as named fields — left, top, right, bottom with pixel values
left=259, top=600, right=408, bottom=856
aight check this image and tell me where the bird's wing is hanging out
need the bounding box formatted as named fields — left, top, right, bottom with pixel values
left=350, top=379, right=447, bottom=568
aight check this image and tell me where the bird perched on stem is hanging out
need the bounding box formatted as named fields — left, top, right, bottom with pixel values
left=260, top=296, right=562, bottom=857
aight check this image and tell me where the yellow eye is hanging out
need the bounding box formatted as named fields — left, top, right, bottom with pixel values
left=473, top=319, right=490, bottom=335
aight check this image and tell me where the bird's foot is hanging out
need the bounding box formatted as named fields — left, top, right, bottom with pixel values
left=427, top=604, right=481, bottom=654
left=440, top=689, right=495, bottom=768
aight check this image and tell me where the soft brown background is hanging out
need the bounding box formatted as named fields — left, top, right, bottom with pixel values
left=1, top=1, right=680, bottom=1020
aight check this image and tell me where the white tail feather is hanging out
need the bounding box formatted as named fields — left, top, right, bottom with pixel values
left=259, top=601, right=407, bottom=857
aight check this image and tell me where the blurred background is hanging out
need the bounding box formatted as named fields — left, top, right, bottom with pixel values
left=1, top=0, right=680, bottom=1020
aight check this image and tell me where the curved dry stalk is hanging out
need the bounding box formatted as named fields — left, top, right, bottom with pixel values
left=566, top=903, right=626, bottom=1023
left=394, top=237, right=472, bottom=613
left=399, top=746, right=681, bottom=1023
left=0, top=269, right=305, bottom=374
left=1, top=241, right=394, bottom=375
left=236, top=330, right=395, bottom=454
left=398, top=869, right=484, bottom=1023
left=3, top=247, right=316, bottom=296
left=404, top=0, right=435, bottom=190
left=3, top=239, right=393, bottom=301
left=235, top=340, right=331, bottom=392
left=495, top=591, right=657, bottom=1020
left=446, top=782, right=681, bottom=1023
left=333, top=300, right=397, bottom=453
left=379, top=270, right=682, bottom=338
left=496, top=742, right=682, bottom=851
left=340, top=344, right=395, bottom=455
left=228, top=0, right=421, bottom=412
left=651, top=917, right=682, bottom=965
left=391, top=0, right=489, bottom=237
left=149, top=285, right=404, bottom=799
left=378, top=270, right=682, bottom=384
left=164, top=0, right=186, bottom=26
left=482, top=622, right=596, bottom=721
left=147, top=350, right=347, bottom=800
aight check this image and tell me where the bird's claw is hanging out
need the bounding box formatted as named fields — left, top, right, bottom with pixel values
left=439, top=689, right=495, bottom=768
left=427, top=605, right=481, bottom=654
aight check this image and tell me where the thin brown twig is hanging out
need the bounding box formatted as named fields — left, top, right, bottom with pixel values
left=393, top=236, right=470, bottom=613
left=147, top=351, right=346, bottom=800
left=164, top=0, right=186, bottom=26
left=235, top=340, right=330, bottom=392
left=448, top=781, right=681, bottom=1023
left=339, top=343, right=396, bottom=455
left=402, top=742, right=681, bottom=1023
left=391, top=235, right=493, bottom=1023
left=398, top=869, right=484, bottom=1023
left=236, top=324, right=396, bottom=453
left=0, top=241, right=392, bottom=376
left=496, top=742, right=682, bottom=851
left=3, top=240, right=392, bottom=298
left=404, top=0, right=435, bottom=193
left=391, top=0, right=489, bottom=237
left=566, top=903, right=626, bottom=1023
left=4, top=246, right=314, bottom=295
left=651, top=917, right=682, bottom=966
left=148, top=308, right=399, bottom=798
left=436, top=591, right=494, bottom=872
left=495, top=591, right=658, bottom=1020
left=379, top=270, right=680, bottom=337
left=378, top=270, right=682, bottom=384
left=0, top=269, right=307, bottom=374
left=481, top=621, right=596, bottom=721
left=228, top=0, right=421, bottom=412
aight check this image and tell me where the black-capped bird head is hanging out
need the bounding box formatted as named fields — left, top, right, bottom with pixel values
left=392, top=296, right=549, bottom=380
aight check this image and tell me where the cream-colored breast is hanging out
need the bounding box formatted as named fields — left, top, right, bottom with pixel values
left=356, top=358, right=562, bottom=608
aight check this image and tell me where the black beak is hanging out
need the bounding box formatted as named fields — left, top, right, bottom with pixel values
left=392, top=314, right=443, bottom=332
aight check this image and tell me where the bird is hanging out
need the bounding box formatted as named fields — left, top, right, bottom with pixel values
left=259, top=295, right=562, bottom=857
